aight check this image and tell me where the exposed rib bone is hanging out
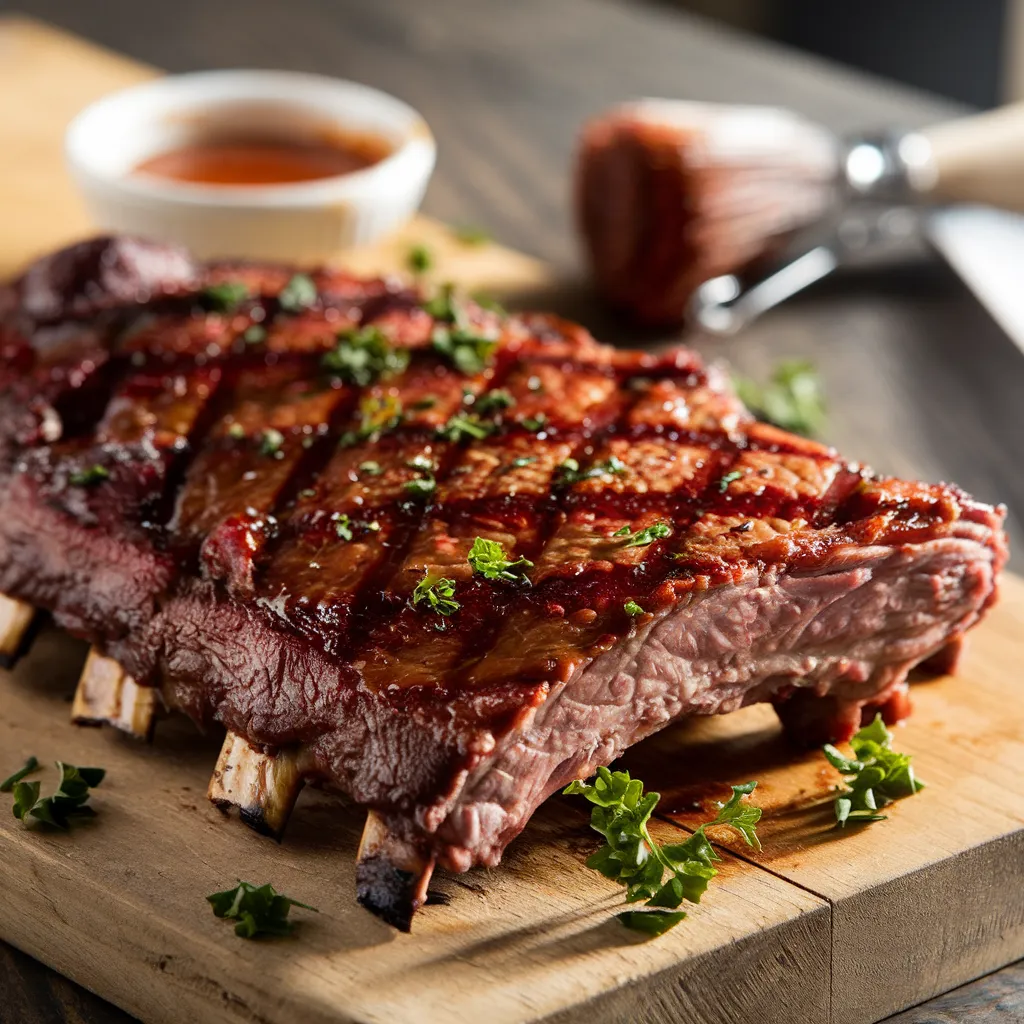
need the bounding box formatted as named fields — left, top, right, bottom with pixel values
left=0, top=594, right=36, bottom=668
left=207, top=731, right=305, bottom=841
left=356, top=810, right=436, bottom=932
left=71, top=647, right=157, bottom=740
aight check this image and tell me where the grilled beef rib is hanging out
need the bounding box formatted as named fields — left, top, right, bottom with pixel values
left=0, top=237, right=1006, bottom=928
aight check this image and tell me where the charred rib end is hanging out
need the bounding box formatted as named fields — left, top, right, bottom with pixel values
left=356, top=810, right=435, bottom=932
left=71, top=648, right=157, bottom=740
left=0, top=595, right=37, bottom=668
left=207, top=732, right=304, bottom=842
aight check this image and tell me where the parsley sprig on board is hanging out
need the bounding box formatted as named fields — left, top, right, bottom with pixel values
left=733, top=360, right=825, bottom=437
left=824, top=714, right=925, bottom=826
left=564, top=768, right=761, bottom=936
left=207, top=881, right=318, bottom=939
left=8, top=760, right=105, bottom=829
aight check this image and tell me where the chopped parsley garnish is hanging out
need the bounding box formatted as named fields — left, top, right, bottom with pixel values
left=624, top=600, right=645, bottom=617
left=339, top=395, right=404, bottom=447
left=556, top=456, right=627, bottom=487
left=474, top=389, right=515, bottom=415
left=243, top=324, right=267, bottom=344
left=411, top=573, right=459, bottom=616
left=322, top=325, right=410, bottom=386
left=10, top=761, right=106, bottom=829
left=718, top=470, right=742, bottom=492
left=1, top=756, right=38, bottom=792
left=453, top=225, right=491, bottom=246
left=425, top=285, right=498, bottom=375
left=733, top=360, right=825, bottom=437
left=69, top=464, right=110, bottom=487
left=467, top=537, right=533, bottom=584
left=407, top=243, right=433, bottom=273
left=334, top=514, right=354, bottom=541
left=359, top=461, right=383, bottom=477
left=411, top=395, right=438, bottom=411
left=404, top=476, right=437, bottom=499
left=403, top=454, right=437, bottom=498
left=422, top=283, right=460, bottom=321
left=614, top=522, right=672, bottom=547
left=437, top=412, right=495, bottom=442
left=278, top=273, right=318, bottom=313
left=564, top=770, right=761, bottom=936
left=207, top=881, right=318, bottom=940
left=520, top=414, right=548, bottom=433
left=259, top=428, right=285, bottom=458
left=503, top=455, right=537, bottom=473
left=432, top=323, right=498, bottom=375
left=406, top=454, right=436, bottom=473
left=202, top=280, right=250, bottom=312
left=824, top=714, right=925, bottom=826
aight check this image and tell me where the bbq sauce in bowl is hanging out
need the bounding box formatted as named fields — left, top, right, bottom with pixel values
left=133, top=133, right=393, bottom=186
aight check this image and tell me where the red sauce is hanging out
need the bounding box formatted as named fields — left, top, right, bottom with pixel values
left=133, top=135, right=392, bottom=186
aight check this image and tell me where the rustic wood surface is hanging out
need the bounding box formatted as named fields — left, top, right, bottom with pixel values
left=0, top=3, right=1022, bottom=1022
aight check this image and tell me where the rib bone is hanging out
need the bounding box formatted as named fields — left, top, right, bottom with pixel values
left=356, top=810, right=436, bottom=932
left=0, top=594, right=36, bottom=668
left=207, top=731, right=305, bottom=841
left=71, top=647, right=157, bottom=740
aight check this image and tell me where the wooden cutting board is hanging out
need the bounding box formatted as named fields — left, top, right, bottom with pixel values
left=1, top=17, right=1022, bottom=1024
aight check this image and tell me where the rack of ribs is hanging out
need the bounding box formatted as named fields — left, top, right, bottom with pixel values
left=0, top=236, right=1006, bottom=929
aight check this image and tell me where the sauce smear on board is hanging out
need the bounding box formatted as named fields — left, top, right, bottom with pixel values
left=133, top=135, right=392, bottom=186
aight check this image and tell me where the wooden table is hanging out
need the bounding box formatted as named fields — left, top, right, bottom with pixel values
left=1, top=1, right=1021, bottom=1020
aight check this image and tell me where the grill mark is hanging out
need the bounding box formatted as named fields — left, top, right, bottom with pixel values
left=340, top=353, right=527, bottom=653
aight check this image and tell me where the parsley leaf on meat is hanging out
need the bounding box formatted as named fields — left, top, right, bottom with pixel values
left=624, top=600, right=645, bottom=617
left=69, top=465, right=110, bottom=487
left=824, top=714, right=925, bottom=826
left=718, top=470, right=742, bottom=493
left=202, top=280, right=250, bottom=312
left=259, top=428, right=285, bottom=458
left=432, top=325, right=498, bottom=375
left=425, top=284, right=499, bottom=375
left=564, top=769, right=761, bottom=936
left=411, top=573, right=459, bottom=616
left=278, top=273, right=318, bottom=313
left=339, top=395, right=404, bottom=447
left=473, top=389, right=515, bottom=415
left=614, top=522, right=672, bottom=548
left=437, top=412, right=496, bottom=442
left=207, top=881, right=318, bottom=939
left=322, top=326, right=410, bottom=386
left=467, top=537, right=533, bottom=584
left=556, top=456, right=627, bottom=487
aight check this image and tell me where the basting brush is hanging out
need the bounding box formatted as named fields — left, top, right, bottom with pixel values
left=576, top=98, right=1024, bottom=330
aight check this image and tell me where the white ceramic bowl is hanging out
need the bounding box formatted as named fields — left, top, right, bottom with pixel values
left=65, top=70, right=436, bottom=262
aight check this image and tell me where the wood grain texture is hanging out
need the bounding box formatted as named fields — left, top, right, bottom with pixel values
left=0, top=8, right=1022, bottom=1024
left=0, top=626, right=831, bottom=1024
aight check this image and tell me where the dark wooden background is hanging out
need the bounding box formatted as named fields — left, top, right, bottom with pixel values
left=0, top=0, right=1020, bottom=1021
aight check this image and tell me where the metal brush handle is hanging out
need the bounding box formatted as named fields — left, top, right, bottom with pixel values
left=690, top=205, right=919, bottom=336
